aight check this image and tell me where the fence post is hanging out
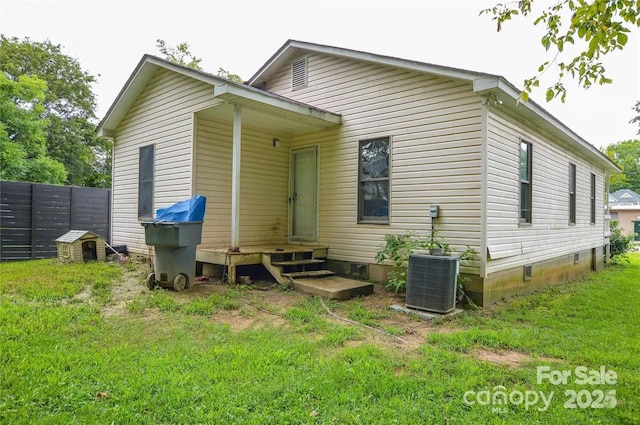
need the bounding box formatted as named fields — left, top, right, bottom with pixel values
left=30, top=183, right=37, bottom=259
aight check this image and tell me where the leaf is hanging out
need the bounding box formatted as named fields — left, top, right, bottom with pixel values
left=578, top=25, right=587, bottom=38
left=617, top=32, right=629, bottom=45
left=546, top=88, right=555, bottom=102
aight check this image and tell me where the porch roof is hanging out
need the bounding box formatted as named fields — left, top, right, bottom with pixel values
left=213, top=82, right=341, bottom=129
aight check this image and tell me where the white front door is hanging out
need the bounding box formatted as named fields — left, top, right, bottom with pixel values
left=290, top=147, right=317, bottom=241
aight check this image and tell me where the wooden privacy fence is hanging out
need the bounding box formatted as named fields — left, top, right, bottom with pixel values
left=0, top=181, right=111, bottom=261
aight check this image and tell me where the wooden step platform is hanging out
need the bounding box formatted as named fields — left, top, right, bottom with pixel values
left=282, top=270, right=335, bottom=279
left=291, top=276, right=374, bottom=300
left=271, top=259, right=325, bottom=267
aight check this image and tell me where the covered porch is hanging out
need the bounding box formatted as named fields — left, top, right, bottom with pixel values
left=195, top=81, right=341, bottom=246
left=193, top=82, right=343, bottom=287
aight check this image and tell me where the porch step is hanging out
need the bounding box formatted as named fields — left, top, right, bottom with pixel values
left=263, top=249, right=313, bottom=255
left=282, top=270, right=335, bottom=279
left=271, top=259, right=325, bottom=267
left=292, top=276, right=374, bottom=300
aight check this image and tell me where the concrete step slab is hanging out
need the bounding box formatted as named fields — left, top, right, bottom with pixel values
left=292, top=276, right=374, bottom=300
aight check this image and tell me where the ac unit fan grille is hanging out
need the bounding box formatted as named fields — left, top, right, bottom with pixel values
left=405, top=254, right=458, bottom=313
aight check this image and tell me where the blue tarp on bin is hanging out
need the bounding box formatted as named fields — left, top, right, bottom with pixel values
left=155, top=195, right=206, bottom=222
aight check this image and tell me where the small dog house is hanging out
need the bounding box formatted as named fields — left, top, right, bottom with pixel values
left=56, top=230, right=106, bottom=263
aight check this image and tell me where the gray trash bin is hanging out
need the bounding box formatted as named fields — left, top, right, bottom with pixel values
left=141, top=221, right=203, bottom=291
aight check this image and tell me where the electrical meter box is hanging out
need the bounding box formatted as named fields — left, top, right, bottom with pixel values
left=429, top=205, right=439, bottom=218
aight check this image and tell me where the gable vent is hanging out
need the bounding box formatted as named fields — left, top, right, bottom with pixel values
left=291, top=57, right=307, bottom=90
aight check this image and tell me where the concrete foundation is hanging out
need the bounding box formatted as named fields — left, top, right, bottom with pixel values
left=327, top=246, right=604, bottom=307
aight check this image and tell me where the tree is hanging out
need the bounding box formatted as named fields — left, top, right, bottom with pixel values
left=0, top=35, right=111, bottom=187
left=631, top=101, right=640, bottom=132
left=156, top=39, right=202, bottom=70
left=0, top=72, right=67, bottom=184
left=603, top=139, right=640, bottom=192
left=216, top=68, right=243, bottom=83
left=155, top=40, right=243, bottom=82
left=481, top=0, right=639, bottom=103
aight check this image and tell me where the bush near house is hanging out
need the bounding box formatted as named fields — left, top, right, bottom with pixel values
left=610, top=220, right=634, bottom=264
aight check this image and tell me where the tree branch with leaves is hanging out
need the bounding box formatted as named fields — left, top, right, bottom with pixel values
left=481, top=0, right=638, bottom=102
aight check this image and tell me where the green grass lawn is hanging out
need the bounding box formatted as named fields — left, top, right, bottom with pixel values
left=0, top=255, right=638, bottom=424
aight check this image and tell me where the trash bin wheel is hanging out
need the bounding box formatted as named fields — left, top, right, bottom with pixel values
left=145, top=273, right=156, bottom=290
left=173, top=273, right=187, bottom=292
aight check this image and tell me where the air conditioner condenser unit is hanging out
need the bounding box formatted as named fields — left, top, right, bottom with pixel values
left=405, top=253, right=459, bottom=313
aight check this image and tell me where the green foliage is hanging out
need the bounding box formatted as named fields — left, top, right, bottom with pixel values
left=216, top=67, right=243, bottom=83
left=155, top=40, right=243, bottom=85
left=182, top=292, right=241, bottom=315
left=603, top=139, right=640, bottom=193
left=156, top=39, right=202, bottom=70
left=0, top=256, right=639, bottom=423
left=375, top=231, right=476, bottom=293
left=0, top=35, right=111, bottom=186
left=0, top=259, right=120, bottom=301
left=481, top=0, right=640, bottom=102
left=609, top=220, right=634, bottom=264
left=0, top=71, right=67, bottom=184
left=631, top=100, right=640, bottom=132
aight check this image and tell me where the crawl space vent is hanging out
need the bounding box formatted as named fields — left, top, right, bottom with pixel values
left=291, top=57, right=307, bottom=90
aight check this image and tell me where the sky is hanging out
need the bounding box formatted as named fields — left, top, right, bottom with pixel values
left=1, top=0, right=639, bottom=149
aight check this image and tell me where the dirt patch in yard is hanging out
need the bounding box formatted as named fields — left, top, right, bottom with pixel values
left=472, top=348, right=563, bottom=368
left=96, top=263, right=464, bottom=351
left=473, top=349, right=530, bottom=368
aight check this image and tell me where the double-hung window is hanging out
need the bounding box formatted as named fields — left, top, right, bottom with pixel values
left=569, top=163, right=576, bottom=224
left=138, top=144, right=155, bottom=220
left=590, top=173, right=596, bottom=224
left=519, top=140, right=532, bottom=224
left=358, top=137, right=390, bottom=223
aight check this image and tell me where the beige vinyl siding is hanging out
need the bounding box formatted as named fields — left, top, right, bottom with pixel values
left=195, top=114, right=291, bottom=247
left=266, top=53, right=483, bottom=273
left=111, top=69, right=219, bottom=253
left=485, top=110, right=606, bottom=275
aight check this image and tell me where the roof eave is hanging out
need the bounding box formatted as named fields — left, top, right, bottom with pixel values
left=97, top=55, right=229, bottom=138
left=473, top=76, right=621, bottom=174
left=248, top=39, right=488, bottom=88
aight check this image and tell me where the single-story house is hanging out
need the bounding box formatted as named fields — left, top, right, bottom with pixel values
left=610, top=188, right=640, bottom=240
left=97, top=40, right=620, bottom=306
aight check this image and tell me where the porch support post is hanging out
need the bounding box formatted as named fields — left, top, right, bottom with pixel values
left=231, top=104, right=242, bottom=250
